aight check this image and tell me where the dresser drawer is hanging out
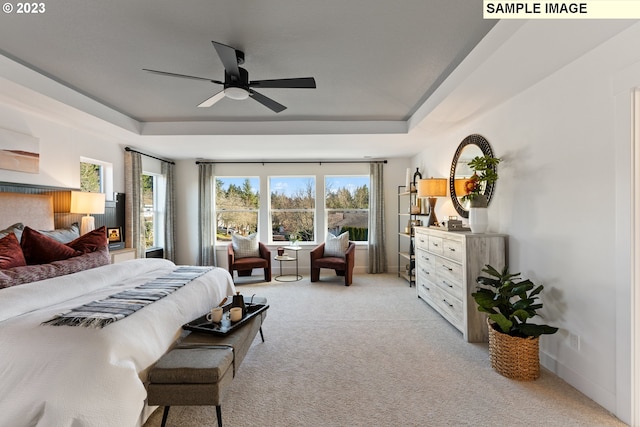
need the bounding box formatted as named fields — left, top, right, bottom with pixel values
left=443, top=238, right=463, bottom=262
left=415, top=248, right=435, bottom=269
left=437, top=293, right=463, bottom=328
left=415, top=232, right=429, bottom=251
left=417, top=276, right=440, bottom=303
left=435, top=258, right=463, bottom=300
left=417, top=261, right=436, bottom=286
left=428, top=236, right=444, bottom=255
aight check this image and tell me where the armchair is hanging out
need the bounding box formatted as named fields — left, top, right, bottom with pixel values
left=310, top=241, right=355, bottom=286
left=228, top=242, right=272, bottom=282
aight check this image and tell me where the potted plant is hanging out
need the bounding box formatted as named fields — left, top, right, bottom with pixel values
left=461, top=155, right=501, bottom=206
left=472, top=264, right=558, bottom=381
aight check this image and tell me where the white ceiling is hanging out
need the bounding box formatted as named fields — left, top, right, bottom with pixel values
left=0, top=1, right=496, bottom=141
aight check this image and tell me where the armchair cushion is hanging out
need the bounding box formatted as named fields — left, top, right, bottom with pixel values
left=324, top=231, right=349, bottom=258
left=231, top=233, right=259, bottom=259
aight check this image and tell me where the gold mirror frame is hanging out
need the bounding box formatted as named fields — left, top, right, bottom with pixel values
left=449, top=134, right=495, bottom=218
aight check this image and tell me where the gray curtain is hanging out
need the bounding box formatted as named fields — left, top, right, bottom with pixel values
left=368, top=162, right=387, bottom=273
left=124, top=150, right=145, bottom=258
left=198, top=163, right=216, bottom=266
left=162, top=161, right=176, bottom=262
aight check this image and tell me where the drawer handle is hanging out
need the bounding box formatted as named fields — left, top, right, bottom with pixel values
left=449, top=248, right=456, bottom=252
left=432, top=243, right=439, bottom=247
left=442, top=280, right=453, bottom=288
left=419, top=238, right=425, bottom=243
left=442, top=264, right=452, bottom=271
left=443, top=299, right=453, bottom=308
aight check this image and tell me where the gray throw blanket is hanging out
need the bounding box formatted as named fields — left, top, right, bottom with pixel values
left=43, top=266, right=213, bottom=328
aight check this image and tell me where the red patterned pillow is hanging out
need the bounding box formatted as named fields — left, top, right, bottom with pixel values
left=67, top=226, right=108, bottom=253
left=0, top=232, right=27, bottom=269
left=20, top=227, right=81, bottom=265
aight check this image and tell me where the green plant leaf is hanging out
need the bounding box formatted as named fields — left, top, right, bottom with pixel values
left=529, top=284, right=544, bottom=297
left=512, top=309, right=531, bottom=322
left=489, top=313, right=512, bottom=333
left=516, top=323, right=559, bottom=338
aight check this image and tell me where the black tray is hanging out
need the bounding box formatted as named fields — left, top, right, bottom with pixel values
left=183, top=302, right=268, bottom=336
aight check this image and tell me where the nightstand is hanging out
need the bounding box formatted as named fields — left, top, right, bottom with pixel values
left=110, top=248, right=136, bottom=264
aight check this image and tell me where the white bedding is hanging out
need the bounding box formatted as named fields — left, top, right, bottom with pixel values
left=0, top=259, right=235, bottom=427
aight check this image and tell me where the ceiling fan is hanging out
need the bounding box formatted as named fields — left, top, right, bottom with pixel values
left=143, top=41, right=316, bottom=113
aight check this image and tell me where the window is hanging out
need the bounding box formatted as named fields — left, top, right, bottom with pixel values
left=80, top=161, right=103, bottom=192
left=215, top=177, right=260, bottom=242
left=325, top=176, right=369, bottom=241
left=142, top=173, right=164, bottom=249
left=79, top=157, right=113, bottom=199
left=270, top=176, right=315, bottom=243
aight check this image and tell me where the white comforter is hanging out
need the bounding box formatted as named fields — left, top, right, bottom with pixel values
left=0, top=259, right=235, bottom=427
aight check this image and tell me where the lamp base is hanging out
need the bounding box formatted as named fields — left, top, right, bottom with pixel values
left=80, top=215, right=95, bottom=235
left=427, top=197, right=439, bottom=226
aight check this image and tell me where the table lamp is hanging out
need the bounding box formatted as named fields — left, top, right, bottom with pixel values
left=70, top=191, right=106, bottom=235
left=417, top=178, right=447, bottom=226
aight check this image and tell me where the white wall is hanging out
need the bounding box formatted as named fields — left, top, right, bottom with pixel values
left=0, top=101, right=127, bottom=193
left=411, top=21, right=640, bottom=423
left=173, top=158, right=410, bottom=275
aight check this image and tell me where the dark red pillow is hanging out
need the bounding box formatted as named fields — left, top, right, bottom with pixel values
left=67, top=226, right=108, bottom=253
left=0, top=232, right=27, bottom=269
left=20, top=227, right=81, bottom=265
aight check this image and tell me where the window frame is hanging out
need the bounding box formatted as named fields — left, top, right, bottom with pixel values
left=324, top=175, right=370, bottom=243
left=214, top=176, right=260, bottom=242
left=269, top=175, right=317, bottom=244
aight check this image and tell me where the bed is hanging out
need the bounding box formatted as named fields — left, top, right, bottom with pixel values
left=0, top=192, right=236, bottom=426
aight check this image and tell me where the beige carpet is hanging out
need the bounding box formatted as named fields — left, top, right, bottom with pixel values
left=144, top=273, right=626, bottom=427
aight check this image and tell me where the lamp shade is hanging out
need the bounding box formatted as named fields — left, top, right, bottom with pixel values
left=454, top=178, right=469, bottom=197
left=417, top=178, right=447, bottom=198
left=70, top=191, right=105, bottom=215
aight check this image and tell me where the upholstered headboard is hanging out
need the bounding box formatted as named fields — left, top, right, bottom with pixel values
left=0, top=192, right=55, bottom=230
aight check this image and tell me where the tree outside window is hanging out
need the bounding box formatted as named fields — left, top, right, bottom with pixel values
left=142, top=174, right=156, bottom=248
left=80, top=162, right=102, bottom=193
left=326, top=176, right=369, bottom=241
left=270, top=177, right=315, bottom=243
left=216, top=177, right=259, bottom=242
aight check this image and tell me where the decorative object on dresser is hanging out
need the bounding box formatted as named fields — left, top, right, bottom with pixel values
left=417, top=178, right=447, bottom=227
left=472, top=265, right=558, bottom=380
left=449, top=134, right=499, bottom=220
left=70, top=191, right=106, bottom=235
left=462, top=155, right=501, bottom=233
left=414, top=226, right=507, bottom=342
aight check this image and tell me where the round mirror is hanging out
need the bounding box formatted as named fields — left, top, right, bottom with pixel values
left=449, top=134, right=495, bottom=218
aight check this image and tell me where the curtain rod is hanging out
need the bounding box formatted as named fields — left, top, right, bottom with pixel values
left=195, top=159, right=387, bottom=165
left=125, top=147, right=175, bottom=165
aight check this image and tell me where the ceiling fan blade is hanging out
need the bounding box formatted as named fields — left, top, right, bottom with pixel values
left=143, top=69, right=222, bottom=84
left=250, top=77, right=317, bottom=89
left=197, top=91, right=226, bottom=108
left=212, top=41, right=240, bottom=80
left=249, top=89, right=286, bottom=113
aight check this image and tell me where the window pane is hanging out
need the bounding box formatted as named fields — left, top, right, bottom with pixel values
left=216, top=177, right=259, bottom=242
left=326, top=176, right=369, bottom=242
left=142, top=174, right=155, bottom=248
left=80, top=162, right=102, bottom=192
left=270, top=176, right=315, bottom=242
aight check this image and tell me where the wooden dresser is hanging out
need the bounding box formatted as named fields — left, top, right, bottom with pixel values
left=414, top=227, right=507, bottom=342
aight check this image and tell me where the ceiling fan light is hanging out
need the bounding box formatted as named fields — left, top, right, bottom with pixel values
left=224, top=87, right=249, bottom=100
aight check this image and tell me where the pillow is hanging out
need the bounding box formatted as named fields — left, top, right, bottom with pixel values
left=324, top=231, right=349, bottom=259
left=0, top=232, right=27, bottom=269
left=38, top=222, right=80, bottom=243
left=231, top=233, right=259, bottom=258
left=0, top=223, right=25, bottom=242
left=20, top=227, right=81, bottom=265
left=67, top=226, right=108, bottom=253
left=0, top=247, right=110, bottom=288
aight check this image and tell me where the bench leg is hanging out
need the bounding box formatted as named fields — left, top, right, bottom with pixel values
left=259, top=327, right=264, bottom=343
left=160, top=406, right=170, bottom=427
left=216, top=404, right=222, bottom=427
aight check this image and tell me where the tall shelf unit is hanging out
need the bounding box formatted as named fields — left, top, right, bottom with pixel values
left=398, top=185, right=425, bottom=286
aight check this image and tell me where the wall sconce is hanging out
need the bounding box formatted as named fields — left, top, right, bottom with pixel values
left=70, top=191, right=105, bottom=235
left=418, top=178, right=447, bottom=226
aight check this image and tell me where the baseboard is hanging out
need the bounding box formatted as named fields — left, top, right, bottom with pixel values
left=540, top=350, right=617, bottom=416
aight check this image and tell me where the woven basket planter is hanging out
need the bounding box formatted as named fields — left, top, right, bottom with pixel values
left=487, top=320, right=540, bottom=381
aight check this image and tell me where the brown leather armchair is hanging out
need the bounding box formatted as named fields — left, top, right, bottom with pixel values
left=310, top=241, right=355, bottom=286
left=228, top=242, right=272, bottom=282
